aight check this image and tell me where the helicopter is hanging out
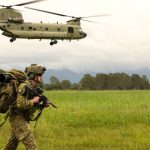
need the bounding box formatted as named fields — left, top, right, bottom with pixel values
left=0, top=0, right=109, bottom=45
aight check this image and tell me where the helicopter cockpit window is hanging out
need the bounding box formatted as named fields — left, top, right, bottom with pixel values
left=80, top=28, right=82, bottom=32
left=78, top=27, right=83, bottom=32
left=68, top=27, right=74, bottom=33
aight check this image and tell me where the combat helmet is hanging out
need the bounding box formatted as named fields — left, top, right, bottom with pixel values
left=25, top=64, right=46, bottom=79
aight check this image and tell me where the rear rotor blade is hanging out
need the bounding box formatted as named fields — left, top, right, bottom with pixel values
left=12, top=0, right=46, bottom=7
left=25, top=7, right=75, bottom=18
left=0, top=0, right=46, bottom=8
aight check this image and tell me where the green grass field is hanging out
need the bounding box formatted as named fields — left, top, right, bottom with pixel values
left=1, top=90, right=150, bottom=150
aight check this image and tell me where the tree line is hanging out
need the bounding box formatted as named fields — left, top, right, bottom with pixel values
left=44, top=73, right=150, bottom=90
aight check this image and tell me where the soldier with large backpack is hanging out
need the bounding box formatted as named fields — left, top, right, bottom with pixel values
left=2, top=64, right=50, bottom=150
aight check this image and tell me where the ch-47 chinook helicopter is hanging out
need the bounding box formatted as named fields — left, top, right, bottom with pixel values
left=0, top=0, right=109, bottom=45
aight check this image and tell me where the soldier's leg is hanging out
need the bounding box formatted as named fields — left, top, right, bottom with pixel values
left=2, top=132, right=19, bottom=150
left=10, top=115, right=36, bottom=150
left=22, top=130, right=36, bottom=150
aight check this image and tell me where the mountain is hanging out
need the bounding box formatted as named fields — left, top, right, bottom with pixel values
left=126, top=67, right=150, bottom=80
left=44, top=69, right=84, bottom=83
left=43, top=68, right=150, bottom=83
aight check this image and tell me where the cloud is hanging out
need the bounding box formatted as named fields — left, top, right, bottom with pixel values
left=0, top=0, right=150, bottom=73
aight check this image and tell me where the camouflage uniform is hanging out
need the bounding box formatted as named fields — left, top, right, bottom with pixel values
left=3, top=65, right=46, bottom=150
left=3, top=80, right=37, bottom=150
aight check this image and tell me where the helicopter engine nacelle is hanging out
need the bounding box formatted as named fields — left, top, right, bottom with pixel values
left=8, top=17, right=24, bottom=23
left=67, top=19, right=81, bottom=26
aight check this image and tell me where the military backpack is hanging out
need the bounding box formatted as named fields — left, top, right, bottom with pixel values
left=0, top=69, right=27, bottom=113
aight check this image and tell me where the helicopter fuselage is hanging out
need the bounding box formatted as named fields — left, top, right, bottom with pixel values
left=0, top=2, right=89, bottom=45
left=0, top=22, right=86, bottom=42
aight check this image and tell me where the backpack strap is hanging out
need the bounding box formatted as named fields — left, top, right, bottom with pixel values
left=32, top=108, right=43, bottom=128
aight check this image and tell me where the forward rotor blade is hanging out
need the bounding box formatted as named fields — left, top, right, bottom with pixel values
left=81, top=18, right=100, bottom=23
left=81, top=14, right=111, bottom=18
left=25, top=7, right=75, bottom=18
left=25, top=6, right=111, bottom=23
left=12, top=0, right=46, bottom=7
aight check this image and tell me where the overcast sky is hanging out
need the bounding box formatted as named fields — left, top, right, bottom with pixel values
left=0, top=0, right=150, bottom=73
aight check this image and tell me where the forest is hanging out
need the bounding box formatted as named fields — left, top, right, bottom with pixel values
left=44, top=72, right=150, bottom=90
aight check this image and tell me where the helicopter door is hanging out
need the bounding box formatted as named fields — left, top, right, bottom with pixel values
left=68, top=27, right=74, bottom=38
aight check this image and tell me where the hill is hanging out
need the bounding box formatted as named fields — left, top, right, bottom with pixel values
left=44, top=69, right=84, bottom=83
left=43, top=68, right=150, bottom=83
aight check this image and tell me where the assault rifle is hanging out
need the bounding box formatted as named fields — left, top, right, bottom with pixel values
left=22, top=86, right=57, bottom=128
left=22, top=86, right=57, bottom=109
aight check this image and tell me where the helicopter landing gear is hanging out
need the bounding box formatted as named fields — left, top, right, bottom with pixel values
left=50, top=39, right=58, bottom=45
left=10, top=37, right=16, bottom=42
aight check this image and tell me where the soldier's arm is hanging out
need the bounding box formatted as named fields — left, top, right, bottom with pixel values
left=16, top=83, right=35, bottom=109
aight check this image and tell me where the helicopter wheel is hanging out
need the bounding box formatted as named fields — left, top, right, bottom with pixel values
left=54, top=40, right=58, bottom=44
left=50, top=42, right=54, bottom=45
left=10, top=39, right=14, bottom=42
left=10, top=37, right=16, bottom=42
left=50, top=40, right=58, bottom=45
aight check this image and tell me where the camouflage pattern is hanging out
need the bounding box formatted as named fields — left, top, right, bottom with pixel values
left=0, top=69, right=27, bottom=113
left=3, top=115, right=36, bottom=150
left=7, top=69, right=27, bottom=82
left=0, top=83, right=14, bottom=113
left=25, top=64, right=46, bottom=76
left=3, top=80, right=37, bottom=150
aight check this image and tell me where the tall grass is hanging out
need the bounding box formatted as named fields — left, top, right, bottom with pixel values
left=1, top=90, right=150, bottom=150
